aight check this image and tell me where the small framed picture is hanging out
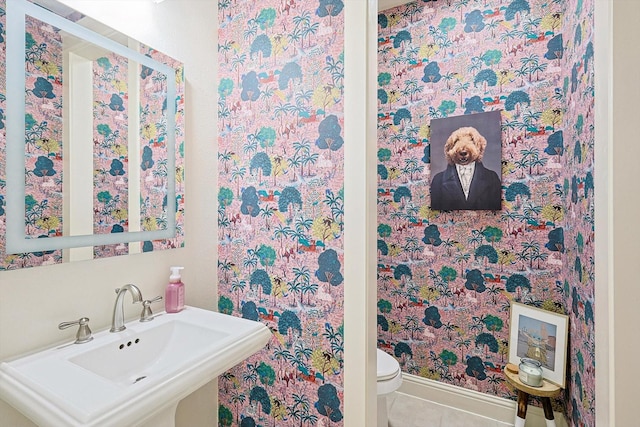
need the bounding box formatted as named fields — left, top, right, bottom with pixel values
left=508, top=302, right=569, bottom=388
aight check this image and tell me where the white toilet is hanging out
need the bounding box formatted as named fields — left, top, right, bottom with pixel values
left=377, top=349, right=403, bottom=427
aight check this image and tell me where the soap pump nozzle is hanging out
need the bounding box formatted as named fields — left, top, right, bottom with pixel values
left=169, top=266, right=184, bottom=282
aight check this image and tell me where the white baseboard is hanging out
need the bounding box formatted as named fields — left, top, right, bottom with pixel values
left=398, top=373, right=568, bottom=427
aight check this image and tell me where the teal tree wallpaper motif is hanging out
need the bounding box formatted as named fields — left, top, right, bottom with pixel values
left=0, top=9, right=66, bottom=267
left=562, top=0, right=595, bottom=424
left=91, top=50, right=131, bottom=258
left=0, top=0, right=186, bottom=269
left=376, top=0, right=594, bottom=425
left=217, top=0, right=346, bottom=425
left=92, top=47, right=186, bottom=259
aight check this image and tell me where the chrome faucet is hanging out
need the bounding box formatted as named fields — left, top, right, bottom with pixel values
left=110, top=284, right=143, bottom=332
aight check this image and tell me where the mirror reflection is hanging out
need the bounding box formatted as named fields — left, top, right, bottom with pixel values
left=1, top=0, right=185, bottom=269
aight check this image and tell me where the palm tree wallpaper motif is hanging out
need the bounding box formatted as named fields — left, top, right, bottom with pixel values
left=376, top=0, right=594, bottom=425
left=218, top=0, right=594, bottom=424
left=0, top=3, right=185, bottom=269
left=218, top=0, right=346, bottom=425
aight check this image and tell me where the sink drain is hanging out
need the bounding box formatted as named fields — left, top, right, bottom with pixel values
left=133, top=376, right=147, bottom=384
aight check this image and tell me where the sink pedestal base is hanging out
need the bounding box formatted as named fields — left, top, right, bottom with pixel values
left=137, top=402, right=178, bottom=427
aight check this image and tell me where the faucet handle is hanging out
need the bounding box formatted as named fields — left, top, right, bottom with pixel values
left=58, top=317, right=93, bottom=344
left=140, top=296, right=163, bottom=322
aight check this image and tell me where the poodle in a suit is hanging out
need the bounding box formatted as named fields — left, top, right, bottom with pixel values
left=430, top=126, right=501, bottom=211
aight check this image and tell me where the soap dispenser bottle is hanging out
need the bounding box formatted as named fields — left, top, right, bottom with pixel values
left=165, top=266, right=185, bottom=313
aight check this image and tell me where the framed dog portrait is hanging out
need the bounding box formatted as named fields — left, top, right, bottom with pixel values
left=508, top=302, right=569, bottom=388
left=430, top=111, right=502, bottom=211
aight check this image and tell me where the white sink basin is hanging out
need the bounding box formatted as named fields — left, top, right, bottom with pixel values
left=0, top=306, right=271, bottom=427
left=68, top=320, right=229, bottom=387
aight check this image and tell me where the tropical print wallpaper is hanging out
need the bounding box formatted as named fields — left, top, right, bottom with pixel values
left=217, top=0, right=346, bottom=426
left=0, top=0, right=185, bottom=269
left=2, top=9, right=66, bottom=267
left=137, top=45, right=186, bottom=256
left=376, top=0, right=594, bottom=425
left=92, top=46, right=187, bottom=259
left=92, top=49, right=131, bottom=258
left=562, top=0, right=595, bottom=424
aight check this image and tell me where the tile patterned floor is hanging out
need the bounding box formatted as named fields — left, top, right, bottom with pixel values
left=387, top=392, right=513, bottom=427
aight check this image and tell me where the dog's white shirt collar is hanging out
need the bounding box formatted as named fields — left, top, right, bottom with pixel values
left=455, top=162, right=476, bottom=175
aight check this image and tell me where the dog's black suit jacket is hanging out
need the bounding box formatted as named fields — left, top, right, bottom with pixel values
left=430, top=162, right=501, bottom=211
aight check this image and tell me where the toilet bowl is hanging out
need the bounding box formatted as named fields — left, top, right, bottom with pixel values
left=377, top=349, right=402, bottom=427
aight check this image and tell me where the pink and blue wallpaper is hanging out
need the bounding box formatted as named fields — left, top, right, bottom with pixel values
left=92, top=50, right=131, bottom=258
left=217, top=0, right=346, bottom=426
left=377, top=0, right=594, bottom=425
left=562, top=0, right=595, bottom=424
left=218, top=0, right=594, bottom=425
left=138, top=46, right=187, bottom=255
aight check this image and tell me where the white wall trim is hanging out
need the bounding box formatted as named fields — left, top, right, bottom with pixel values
left=399, top=373, right=568, bottom=427
left=343, top=1, right=378, bottom=426
left=594, top=0, right=613, bottom=425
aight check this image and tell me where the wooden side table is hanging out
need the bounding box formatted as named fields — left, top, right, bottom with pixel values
left=503, top=364, right=561, bottom=427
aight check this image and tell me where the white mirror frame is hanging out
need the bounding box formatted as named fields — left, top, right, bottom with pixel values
left=5, top=0, right=177, bottom=254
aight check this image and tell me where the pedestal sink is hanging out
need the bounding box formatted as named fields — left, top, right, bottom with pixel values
left=0, top=306, right=271, bottom=427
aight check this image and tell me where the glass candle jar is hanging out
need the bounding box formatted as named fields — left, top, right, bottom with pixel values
left=518, top=358, right=543, bottom=387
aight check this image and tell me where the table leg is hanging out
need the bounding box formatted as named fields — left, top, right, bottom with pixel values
left=514, top=390, right=529, bottom=427
left=542, top=397, right=556, bottom=427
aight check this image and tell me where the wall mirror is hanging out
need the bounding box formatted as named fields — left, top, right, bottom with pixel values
left=2, top=0, right=185, bottom=268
